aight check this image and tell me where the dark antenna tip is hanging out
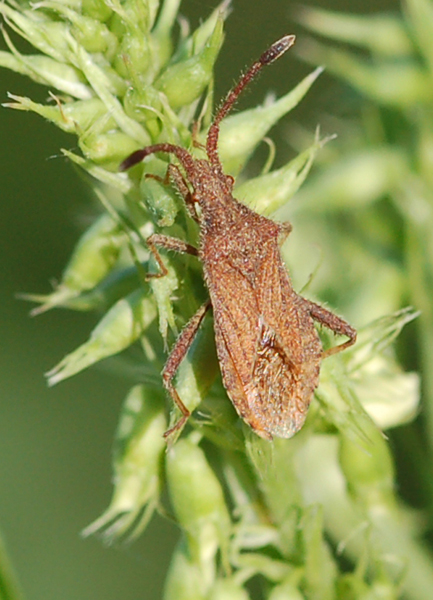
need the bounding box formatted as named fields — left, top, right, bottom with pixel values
left=205, top=34, right=296, bottom=170
left=260, top=34, right=296, bottom=66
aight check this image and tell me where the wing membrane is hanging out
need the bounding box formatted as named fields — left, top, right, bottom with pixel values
left=205, top=241, right=321, bottom=438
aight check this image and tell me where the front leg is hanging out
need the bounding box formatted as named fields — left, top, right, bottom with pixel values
left=162, top=301, right=211, bottom=438
left=303, top=298, right=357, bottom=358
left=146, top=233, right=198, bottom=279
left=166, top=164, right=198, bottom=222
left=146, top=164, right=198, bottom=222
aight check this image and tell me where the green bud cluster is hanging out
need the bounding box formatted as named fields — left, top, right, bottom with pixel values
left=0, top=0, right=426, bottom=598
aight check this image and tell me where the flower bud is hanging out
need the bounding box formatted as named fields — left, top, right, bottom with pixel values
left=151, top=0, right=181, bottom=70
left=83, top=385, right=166, bottom=541
left=0, top=4, right=70, bottom=62
left=108, top=0, right=157, bottom=53
left=347, top=308, right=420, bottom=430
left=316, top=307, right=420, bottom=452
left=155, top=17, right=224, bottom=109
left=67, top=39, right=151, bottom=143
left=23, top=214, right=126, bottom=314
left=47, top=288, right=157, bottom=385
left=72, top=15, right=118, bottom=55
left=27, top=264, right=143, bottom=313
left=352, top=355, right=419, bottom=430
left=339, top=418, right=396, bottom=511
left=113, top=34, right=152, bottom=79
left=37, top=2, right=118, bottom=55
left=236, top=134, right=324, bottom=216
left=5, top=94, right=116, bottom=135
left=0, top=42, right=91, bottom=100
left=79, top=130, right=141, bottom=167
left=81, top=0, right=113, bottom=22
left=178, top=0, right=230, bottom=59
left=123, top=86, right=164, bottom=138
left=166, top=437, right=231, bottom=564
left=58, top=214, right=124, bottom=293
left=62, top=149, right=132, bottom=192
left=164, top=540, right=206, bottom=600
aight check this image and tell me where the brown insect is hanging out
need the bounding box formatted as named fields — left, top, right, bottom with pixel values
left=120, top=35, right=356, bottom=440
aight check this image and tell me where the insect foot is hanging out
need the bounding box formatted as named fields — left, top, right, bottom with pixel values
left=120, top=35, right=356, bottom=441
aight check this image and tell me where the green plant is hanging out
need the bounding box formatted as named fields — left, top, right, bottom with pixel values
left=0, top=0, right=430, bottom=598
left=296, top=0, right=433, bottom=438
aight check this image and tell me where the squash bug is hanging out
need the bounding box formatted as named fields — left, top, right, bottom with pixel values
left=120, top=35, right=356, bottom=440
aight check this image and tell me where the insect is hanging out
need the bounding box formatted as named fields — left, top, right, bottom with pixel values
left=120, top=35, right=356, bottom=440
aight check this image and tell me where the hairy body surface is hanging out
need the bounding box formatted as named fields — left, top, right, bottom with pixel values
left=121, top=35, right=356, bottom=440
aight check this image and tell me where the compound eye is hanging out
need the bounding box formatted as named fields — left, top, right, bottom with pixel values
left=226, top=175, right=235, bottom=189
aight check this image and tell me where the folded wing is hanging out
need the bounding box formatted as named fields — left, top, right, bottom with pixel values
left=206, top=241, right=322, bottom=439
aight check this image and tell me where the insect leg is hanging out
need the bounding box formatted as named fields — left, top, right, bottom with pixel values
left=166, top=164, right=198, bottom=221
left=304, top=299, right=357, bottom=358
left=146, top=234, right=198, bottom=279
left=146, top=163, right=198, bottom=222
left=162, top=301, right=212, bottom=438
left=191, top=121, right=207, bottom=155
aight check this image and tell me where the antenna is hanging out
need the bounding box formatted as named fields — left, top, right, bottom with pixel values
left=205, top=35, right=296, bottom=172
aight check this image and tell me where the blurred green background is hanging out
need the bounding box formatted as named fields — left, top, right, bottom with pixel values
left=0, top=0, right=402, bottom=598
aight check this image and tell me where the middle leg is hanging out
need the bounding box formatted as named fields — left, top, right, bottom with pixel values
left=162, top=300, right=212, bottom=438
left=146, top=233, right=198, bottom=279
